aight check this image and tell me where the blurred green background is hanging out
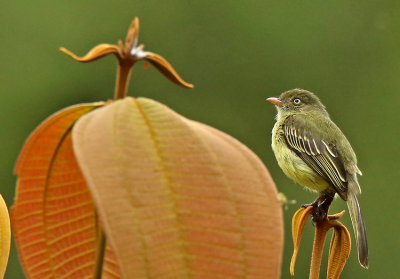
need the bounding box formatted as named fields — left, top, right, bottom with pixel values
left=1, top=0, right=399, bottom=278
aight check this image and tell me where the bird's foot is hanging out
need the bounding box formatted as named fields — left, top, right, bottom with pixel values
left=301, top=197, right=320, bottom=209
left=302, top=195, right=334, bottom=223
left=311, top=205, right=328, bottom=223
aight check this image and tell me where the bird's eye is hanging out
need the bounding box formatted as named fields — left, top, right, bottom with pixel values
left=293, top=98, right=301, bottom=105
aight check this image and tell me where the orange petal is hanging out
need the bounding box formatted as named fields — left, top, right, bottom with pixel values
left=290, top=206, right=313, bottom=276
left=327, top=220, right=351, bottom=279
left=59, top=44, right=120, bottom=63
left=143, top=52, right=194, bottom=88
left=0, top=194, right=10, bottom=279
left=72, top=97, right=283, bottom=278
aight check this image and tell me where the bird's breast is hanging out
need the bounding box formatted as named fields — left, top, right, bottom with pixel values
left=271, top=122, right=330, bottom=193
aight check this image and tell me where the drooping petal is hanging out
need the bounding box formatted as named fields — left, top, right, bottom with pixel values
left=327, top=220, right=351, bottom=279
left=60, top=44, right=120, bottom=63
left=142, top=52, right=194, bottom=88
left=290, top=206, right=313, bottom=276
left=0, top=195, right=10, bottom=279
left=12, top=103, right=121, bottom=278
left=72, top=97, right=283, bottom=278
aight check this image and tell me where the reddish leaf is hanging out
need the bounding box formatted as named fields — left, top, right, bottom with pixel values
left=12, top=103, right=121, bottom=278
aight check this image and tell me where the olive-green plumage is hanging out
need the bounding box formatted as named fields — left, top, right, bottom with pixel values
left=268, top=88, right=368, bottom=268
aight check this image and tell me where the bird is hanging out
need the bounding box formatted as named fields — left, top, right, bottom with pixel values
left=267, top=88, right=368, bottom=268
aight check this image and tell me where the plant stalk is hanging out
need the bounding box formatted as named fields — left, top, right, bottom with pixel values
left=310, top=222, right=329, bottom=279
left=114, top=60, right=134, bottom=100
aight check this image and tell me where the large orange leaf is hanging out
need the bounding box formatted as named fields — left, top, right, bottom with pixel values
left=72, top=97, right=283, bottom=278
left=12, top=103, right=121, bottom=278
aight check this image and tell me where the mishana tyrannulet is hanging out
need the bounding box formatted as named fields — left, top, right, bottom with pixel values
left=267, top=89, right=368, bottom=268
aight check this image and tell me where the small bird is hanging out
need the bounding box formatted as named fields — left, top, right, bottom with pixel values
left=267, top=88, right=368, bottom=268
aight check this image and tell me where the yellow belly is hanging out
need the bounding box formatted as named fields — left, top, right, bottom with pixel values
left=271, top=124, right=330, bottom=193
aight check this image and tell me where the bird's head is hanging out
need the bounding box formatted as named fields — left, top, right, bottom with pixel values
left=267, top=89, right=328, bottom=118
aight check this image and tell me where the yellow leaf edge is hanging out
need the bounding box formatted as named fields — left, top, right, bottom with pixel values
left=0, top=194, right=10, bottom=279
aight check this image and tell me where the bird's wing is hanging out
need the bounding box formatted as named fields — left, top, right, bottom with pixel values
left=283, top=115, right=348, bottom=200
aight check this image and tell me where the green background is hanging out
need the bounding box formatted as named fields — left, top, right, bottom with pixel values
left=1, top=1, right=399, bottom=278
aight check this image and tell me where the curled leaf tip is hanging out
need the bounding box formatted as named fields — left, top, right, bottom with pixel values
left=329, top=210, right=346, bottom=220
left=59, top=46, right=81, bottom=60
left=290, top=206, right=351, bottom=279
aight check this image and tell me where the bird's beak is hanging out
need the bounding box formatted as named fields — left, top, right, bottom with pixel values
left=266, top=97, right=283, bottom=107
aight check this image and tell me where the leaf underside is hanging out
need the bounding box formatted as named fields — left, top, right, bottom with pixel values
left=72, top=97, right=284, bottom=279
left=12, top=103, right=121, bottom=279
left=290, top=206, right=313, bottom=276
left=327, top=221, right=351, bottom=279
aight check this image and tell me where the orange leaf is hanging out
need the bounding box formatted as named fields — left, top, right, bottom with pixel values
left=124, top=17, right=139, bottom=54
left=143, top=52, right=194, bottom=88
left=290, top=207, right=351, bottom=279
left=12, top=103, right=121, bottom=278
left=327, top=221, right=351, bottom=279
left=60, top=44, right=120, bottom=63
left=290, top=206, right=313, bottom=276
left=72, top=97, right=283, bottom=278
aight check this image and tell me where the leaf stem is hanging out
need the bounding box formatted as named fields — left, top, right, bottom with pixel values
left=94, top=228, right=106, bottom=279
left=114, top=60, right=134, bottom=100
left=310, top=221, right=329, bottom=279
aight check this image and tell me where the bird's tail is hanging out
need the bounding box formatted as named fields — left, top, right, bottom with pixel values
left=347, top=190, right=369, bottom=268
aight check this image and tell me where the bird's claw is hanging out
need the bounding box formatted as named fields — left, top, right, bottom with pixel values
left=301, top=197, right=320, bottom=209
left=311, top=205, right=328, bottom=223
left=302, top=195, right=334, bottom=223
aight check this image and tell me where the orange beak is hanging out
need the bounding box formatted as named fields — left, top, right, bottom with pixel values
left=267, top=97, right=283, bottom=106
